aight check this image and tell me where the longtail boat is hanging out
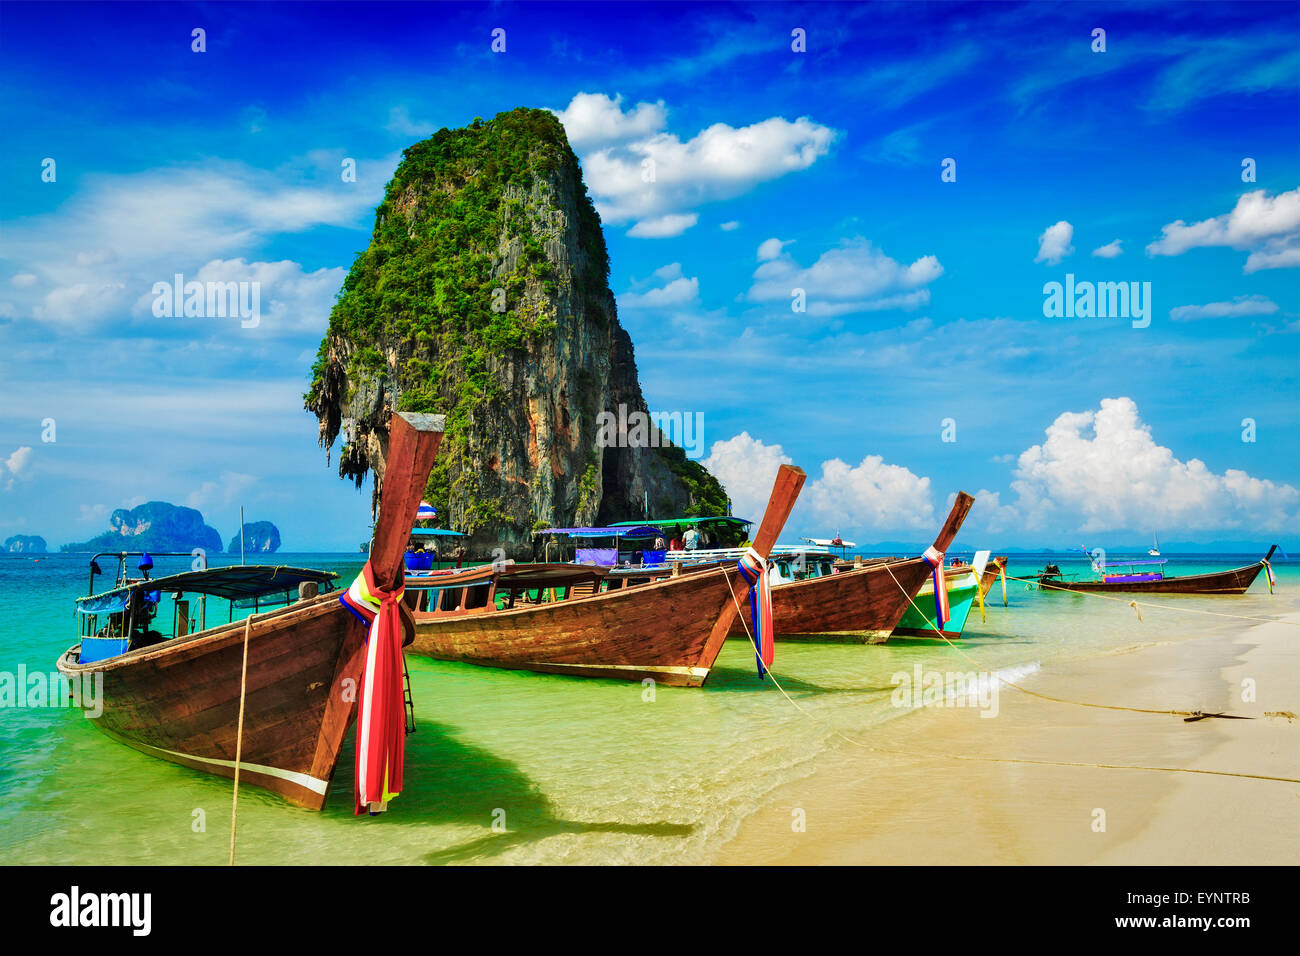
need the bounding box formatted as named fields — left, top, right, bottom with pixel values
left=1036, top=546, right=1278, bottom=595
left=726, top=492, right=975, bottom=643
left=978, top=555, right=1008, bottom=603
left=406, top=465, right=807, bottom=686
left=56, top=412, right=445, bottom=810
left=893, top=551, right=990, bottom=639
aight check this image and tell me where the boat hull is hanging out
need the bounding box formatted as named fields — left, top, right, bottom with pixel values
left=57, top=592, right=364, bottom=809
left=730, top=558, right=933, bottom=643
left=1042, top=561, right=1266, bottom=595
left=410, top=565, right=746, bottom=686
left=892, top=572, right=981, bottom=638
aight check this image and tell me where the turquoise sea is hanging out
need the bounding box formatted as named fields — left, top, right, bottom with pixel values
left=1, top=549, right=1293, bottom=865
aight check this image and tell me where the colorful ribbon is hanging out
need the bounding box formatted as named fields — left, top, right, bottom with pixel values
left=923, top=546, right=949, bottom=632
left=1263, top=559, right=1275, bottom=594
left=340, top=563, right=407, bottom=815
left=736, top=547, right=774, bottom=678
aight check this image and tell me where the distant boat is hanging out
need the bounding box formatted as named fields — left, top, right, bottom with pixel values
left=1149, top=531, right=1160, bottom=557
left=57, top=412, right=446, bottom=809
left=1036, top=546, right=1276, bottom=595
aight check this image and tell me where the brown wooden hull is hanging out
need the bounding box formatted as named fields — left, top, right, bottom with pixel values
left=729, top=558, right=933, bottom=643
left=57, top=592, right=364, bottom=809
left=1042, top=561, right=1266, bottom=595
left=411, top=565, right=749, bottom=686
left=978, top=557, right=1007, bottom=600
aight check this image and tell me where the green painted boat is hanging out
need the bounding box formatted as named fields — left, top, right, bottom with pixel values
left=893, top=551, right=989, bottom=639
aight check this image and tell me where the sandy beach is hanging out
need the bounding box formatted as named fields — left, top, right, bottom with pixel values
left=712, top=611, right=1300, bottom=865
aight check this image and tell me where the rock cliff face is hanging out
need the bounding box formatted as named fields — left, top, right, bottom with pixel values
left=227, top=521, right=281, bottom=554
left=306, top=108, right=727, bottom=555
left=61, top=502, right=223, bottom=554
left=4, top=534, right=46, bottom=553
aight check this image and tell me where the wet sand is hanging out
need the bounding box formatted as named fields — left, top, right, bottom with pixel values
left=711, top=612, right=1300, bottom=864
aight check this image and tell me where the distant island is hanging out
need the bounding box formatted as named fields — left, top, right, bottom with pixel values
left=61, top=501, right=224, bottom=554
left=4, top=534, right=47, bottom=554
left=228, top=521, right=281, bottom=554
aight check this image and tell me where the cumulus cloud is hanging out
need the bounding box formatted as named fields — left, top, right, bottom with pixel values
left=3, top=447, right=33, bottom=476
left=747, top=237, right=942, bottom=316
left=555, top=93, right=834, bottom=237
left=1010, top=397, right=1299, bottom=532
left=1147, top=187, right=1300, bottom=272
left=130, top=257, right=346, bottom=335
left=1034, top=220, right=1074, bottom=265
left=552, top=92, right=668, bottom=151
left=1168, top=294, right=1279, bottom=322
left=720, top=221, right=740, bottom=231
left=702, top=432, right=935, bottom=533
left=0, top=159, right=384, bottom=328
left=1091, top=239, right=1123, bottom=258
left=618, top=262, right=700, bottom=309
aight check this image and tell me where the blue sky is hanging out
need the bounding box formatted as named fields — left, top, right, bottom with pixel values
left=1, top=1, right=1297, bottom=551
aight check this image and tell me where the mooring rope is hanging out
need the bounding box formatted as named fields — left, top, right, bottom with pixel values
left=229, top=616, right=252, bottom=865
left=1005, top=572, right=1300, bottom=626
left=717, top=566, right=1300, bottom=786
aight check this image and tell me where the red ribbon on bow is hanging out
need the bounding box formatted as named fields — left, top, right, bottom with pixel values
left=340, top=562, right=407, bottom=815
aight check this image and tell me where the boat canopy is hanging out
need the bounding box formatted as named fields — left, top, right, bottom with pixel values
left=410, top=528, right=467, bottom=537
left=610, top=517, right=751, bottom=531
left=539, top=526, right=663, bottom=538
left=77, top=565, right=339, bottom=608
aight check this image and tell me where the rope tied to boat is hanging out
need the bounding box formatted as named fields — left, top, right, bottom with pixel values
left=736, top=547, right=774, bottom=678
left=922, top=546, right=950, bottom=631
left=340, top=562, right=409, bottom=815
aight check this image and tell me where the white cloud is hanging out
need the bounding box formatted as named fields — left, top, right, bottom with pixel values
left=559, top=93, right=834, bottom=236
left=626, top=213, right=698, bottom=238
left=703, top=432, right=935, bottom=533
left=385, top=106, right=435, bottom=139
left=1010, top=397, right=1299, bottom=532
left=129, top=257, right=346, bottom=335
left=1168, top=294, right=1279, bottom=322
left=11, top=273, right=37, bottom=288
left=619, top=263, right=700, bottom=309
left=0, top=159, right=384, bottom=328
left=747, top=237, right=942, bottom=316
left=720, top=221, right=740, bottom=231
left=552, top=92, right=668, bottom=151
left=185, top=471, right=257, bottom=510
left=1147, top=188, right=1300, bottom=273
left=78, top=503, right=109, bottom=524
left=1035, top=220, right=1074, bottom=265
left=3, top=447, right=33, bottom=477
left=1091, top=239, right=1123, bottom=258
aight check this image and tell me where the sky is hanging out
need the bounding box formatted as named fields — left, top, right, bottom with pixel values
left=0, top=1, right=1297, bottom=552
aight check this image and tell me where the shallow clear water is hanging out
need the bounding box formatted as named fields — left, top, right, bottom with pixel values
left=1, top=550, right=1292, bottom=864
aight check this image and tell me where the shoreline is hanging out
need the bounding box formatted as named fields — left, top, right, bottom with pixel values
left=710, top=610, right=1300, bottom=865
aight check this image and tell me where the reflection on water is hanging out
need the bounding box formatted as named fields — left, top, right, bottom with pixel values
left=1, top=552, right=1292, bottom=864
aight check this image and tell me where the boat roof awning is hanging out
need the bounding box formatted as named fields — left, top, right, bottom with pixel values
left=538, top=526, right=663, bottom=538
left=609, top=517, right=752, bottom=530
left=410, top=528, right=467, bottom=537
left=77, top=565, right=339, bottom=606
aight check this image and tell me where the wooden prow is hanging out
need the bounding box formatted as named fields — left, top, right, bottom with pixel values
left=931, top=491, right=975, bottom=553
left=368, top=412, right=446, bottom=588
left=702, top=464, right=807, bottom=658
left=1264, top=544, right=1278, bottom=562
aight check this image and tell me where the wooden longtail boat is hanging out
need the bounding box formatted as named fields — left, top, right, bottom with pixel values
left=893, top=551, right=989, bottom=639
left=1037, top=546, right=1277, bottom=595
left=406, top=465, right=807, bottom=686
left=978, top=555, right=1008, bottom=604
left=56, top=412, right=445, bottom=809
left=728, top=492, right=975, bottom=643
